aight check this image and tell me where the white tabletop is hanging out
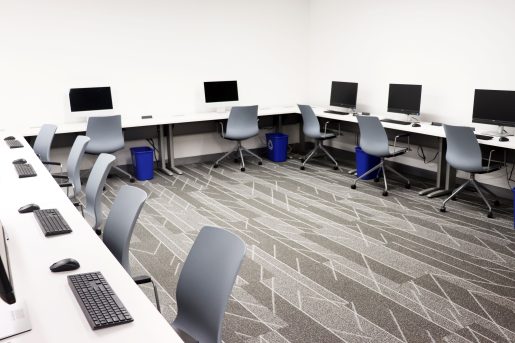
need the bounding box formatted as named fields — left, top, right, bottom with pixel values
left=0, top=136, right=182, bottom=342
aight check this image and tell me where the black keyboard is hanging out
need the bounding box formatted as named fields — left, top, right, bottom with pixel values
left=14, top=163, right=37, bottom=178
left=475, top=134, right=493, bottom=140
left=381, top=119, right=411, bottom=125
left=324, top=110, right=349, bottom=115
left=68, top=272, right=133, bottom=330
left=6, top=139, right=23, bottom=148
left=33, top=209, right=72, bottom=236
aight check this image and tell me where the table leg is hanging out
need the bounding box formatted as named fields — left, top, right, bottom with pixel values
left=157, top=125, right=173, bottom=176
left=166, top=124, right=183, bottom=175
left=418, top=137, right=454, bottom=198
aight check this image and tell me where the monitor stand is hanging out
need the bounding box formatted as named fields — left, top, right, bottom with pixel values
left=481, top=125, right=514, bottom=137
left=0, top=301, right=32, bottom=340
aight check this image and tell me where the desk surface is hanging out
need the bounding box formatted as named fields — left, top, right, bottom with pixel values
left=0, top=136, right=182, bottom=342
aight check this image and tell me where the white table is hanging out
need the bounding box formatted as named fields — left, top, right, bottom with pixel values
left=0, top=136, right=183, bottom=343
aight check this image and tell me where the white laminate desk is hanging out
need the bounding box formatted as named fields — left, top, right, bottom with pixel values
left=0, top=136, right=183, bottom=343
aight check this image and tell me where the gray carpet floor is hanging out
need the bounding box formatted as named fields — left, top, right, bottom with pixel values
left=99, top=158, right=515, bottom=343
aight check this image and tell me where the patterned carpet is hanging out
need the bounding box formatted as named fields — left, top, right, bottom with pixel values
left=98, top=157, right=515, bottom=343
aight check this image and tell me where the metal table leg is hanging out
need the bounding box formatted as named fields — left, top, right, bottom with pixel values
left=166, top=124, right=183, bottom=175
left=157, top=125, right=173, bottom=175
left=418, top=137, right=454, bottom=198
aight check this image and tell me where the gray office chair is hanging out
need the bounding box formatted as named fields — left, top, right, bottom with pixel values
left=213, top=105, right=263, bottom=172
left=297, top=105, right=339, bottom=170
left=51, top=136, right=90, bottom=199
left=440, top=125, right=500, bottom=218
left=102, top=185, right=161, bottom=312
left=33, top=124, right=57, bottom=163
left=82, top=153, right=116, bottom=234
left=172, top=226, right=246, bottom=343
left=351, top=116, right=410, bottom=196
left=85, top=115, right=135, bottom=182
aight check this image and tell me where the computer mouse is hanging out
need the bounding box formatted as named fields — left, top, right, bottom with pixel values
left=499, top=136, right=509, bottom=142
left=4, top=136, right=15, bottom=140
left=412, top=123, right=421, bottom=127
left=12, top=158, right=27, bottom=164
left=18, top=203, right=40, bottom=214
left=50, top=258, right=80, bottom=272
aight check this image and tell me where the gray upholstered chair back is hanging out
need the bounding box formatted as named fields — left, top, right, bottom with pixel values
left=298, top=104, right=321, bottom=138
left=85, top=115, right=125, bottom=154
left=443, top=124, right=483, bottom=173
left=83, top=153, right=116, bottom=231
left=103, top=185, right=147, bottom=272
left=66, top=136, right=90, bottom=197
left=33, top=124, right=57, bottom=162
left=225, top=106, right=259, bottom=140
left=172, top=226, right=246, bottom=343
left=357, top=116, right=390, bottom=157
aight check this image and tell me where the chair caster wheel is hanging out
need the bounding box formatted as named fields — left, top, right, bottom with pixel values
left=258, top=161, right=263, bottom=165
left=487, top=211, right=493, bottom=218
left=374, top=178, right=380, bottom=182
left=213, top=164, right=219, bottom=168
left=234, top=158, right=239, bottom=163
left=241, top=167, right=245, bottom=172
left=333, top=166, right=339, bottom=170
left=300, top=166, right=305, bottom=170
left=493, top=200, right=500, bottom=206
left=405, top=183, right=411, bottom=189
left=382, top=191, right=388, bottom=196
left=350, top=184, right=356, bottom=189
left=451, top=196, right=457, bottom=201
left=440, top=207, right=446, bottom=212
left=95, top=229, right=102, bottom=236
left=130, top=178, right=136, bottom=183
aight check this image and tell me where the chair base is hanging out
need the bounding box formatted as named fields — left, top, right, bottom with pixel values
left=300, top=140, right=339, bottom=170
left=213, top=141, right=263, bottom=172
left=351, top=158, right=410, bottom=195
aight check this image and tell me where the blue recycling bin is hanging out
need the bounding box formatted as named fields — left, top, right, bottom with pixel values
left=130, top=147, right=154, bottom=181
left=512, top=188, right=515, bottom=228
left=355, top=146, right=381, bottom=180
left=266, top=133, right=288, bottom=162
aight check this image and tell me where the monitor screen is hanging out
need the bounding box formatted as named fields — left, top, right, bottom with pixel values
left=0, top=222, right=15, bottom=305
left=330, top=81, right=358, bottom=109
left=472, top=89, right=515, bottom=127
left=204, top=81, right=239, bottom=103
left=387, top=84, right=422, bottom=115
left=69, top=87, right=113, bottom=112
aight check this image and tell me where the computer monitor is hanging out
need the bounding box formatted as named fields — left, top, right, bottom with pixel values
left=203, top=81, right=239, bottom=103
left=330, top=81, right=358, bottom=109
left=0, top=221, right=15, bottom=305
left=387, top=84, right=422, bottom=116
left=69, top=87, right=113, bottom=112
left=472, top=89, right=515, bottom=129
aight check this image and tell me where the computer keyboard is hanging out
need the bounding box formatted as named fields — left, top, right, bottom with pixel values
left=475, top=134, right=493, bottom=140
left=324, top=110, right=349, bottom=115
left=14, top=163, right=37, bottom=178
left=33, top=209, right=72, bottom=236
left=380, top=119, right=411, bottom=125
left=6, top=139, right=23, bottom=148
left=68, top=272, right=133, bottom=330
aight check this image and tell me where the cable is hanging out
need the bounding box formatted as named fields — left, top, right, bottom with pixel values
left=417, top=145, right=439, bottom=164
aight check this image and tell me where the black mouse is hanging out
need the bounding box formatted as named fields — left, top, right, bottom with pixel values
left=4, top=136, right=15, bottom=140
left=12, top=158, right=27, bottom=164
left=499, top=136, right=509, bottom=142
left=50, top=258, right=80, bottom=272
left=412, top=123, right=421, bottom=127
left=18, top=203, right=40, bottom=213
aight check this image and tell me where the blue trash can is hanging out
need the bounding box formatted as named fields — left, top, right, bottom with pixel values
left=512, top=188, right=515, bottom=228
left=130, top=147, right=154, bottom=181
left=355, top=146, right=381, bottom=180
left=266, top=133, right=288, bottom=162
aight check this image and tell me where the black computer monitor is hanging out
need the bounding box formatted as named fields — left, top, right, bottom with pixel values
left=330, top=81, right=358, bottom=109
left=387, top=84, right=422, bottom=115
left=472, top=89, right=515, bottom=127
left=203, top=81, right=239, bottom=103
left=69, top=87, right=113, bottom=112
left=0, top=221, right=15, bottom=305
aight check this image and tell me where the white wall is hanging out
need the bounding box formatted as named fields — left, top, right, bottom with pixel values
left=307, top=0, right=515, bottom=188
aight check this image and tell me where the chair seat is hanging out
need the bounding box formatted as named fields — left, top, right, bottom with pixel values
left=85, top=140, right=124, bottom=154
left=476, top=165, right=501, bottom=174
left=224, top=130, right=259, bottom=141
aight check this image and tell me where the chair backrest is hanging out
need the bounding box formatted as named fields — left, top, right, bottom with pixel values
left=103, top=185, right=147, bottom=273
left=173, top=226, right=246, bottom=343
left=443, top=124, right=483, bottom=172
left=66, top=136, right=90, bottom=197
left=225, top=105, right=259, bottom=140
left=83, top=153, right=116, bottom=231
left=357, top=116, right=390, bottom=157
left=298, top=104, right=321, bottom=138
left=33, top=124, right=57, bottom=162
left=85, top=115, right=124, bottom=154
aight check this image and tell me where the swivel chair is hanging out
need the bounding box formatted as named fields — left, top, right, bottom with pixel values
left=85, top=115, right=135, bottom=182
left=213, top=105, right=262, bottom=172
left=102, top=185, right=161, bottom=312
left=440, top=125, right=500, bottom=218
left=351, top=116, right=410, bottom=196
left=33, top=124, right=57, bottom=163
left=297, top=105, right=339, bottom=170
left=172, top=226, right=246, bottom=343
